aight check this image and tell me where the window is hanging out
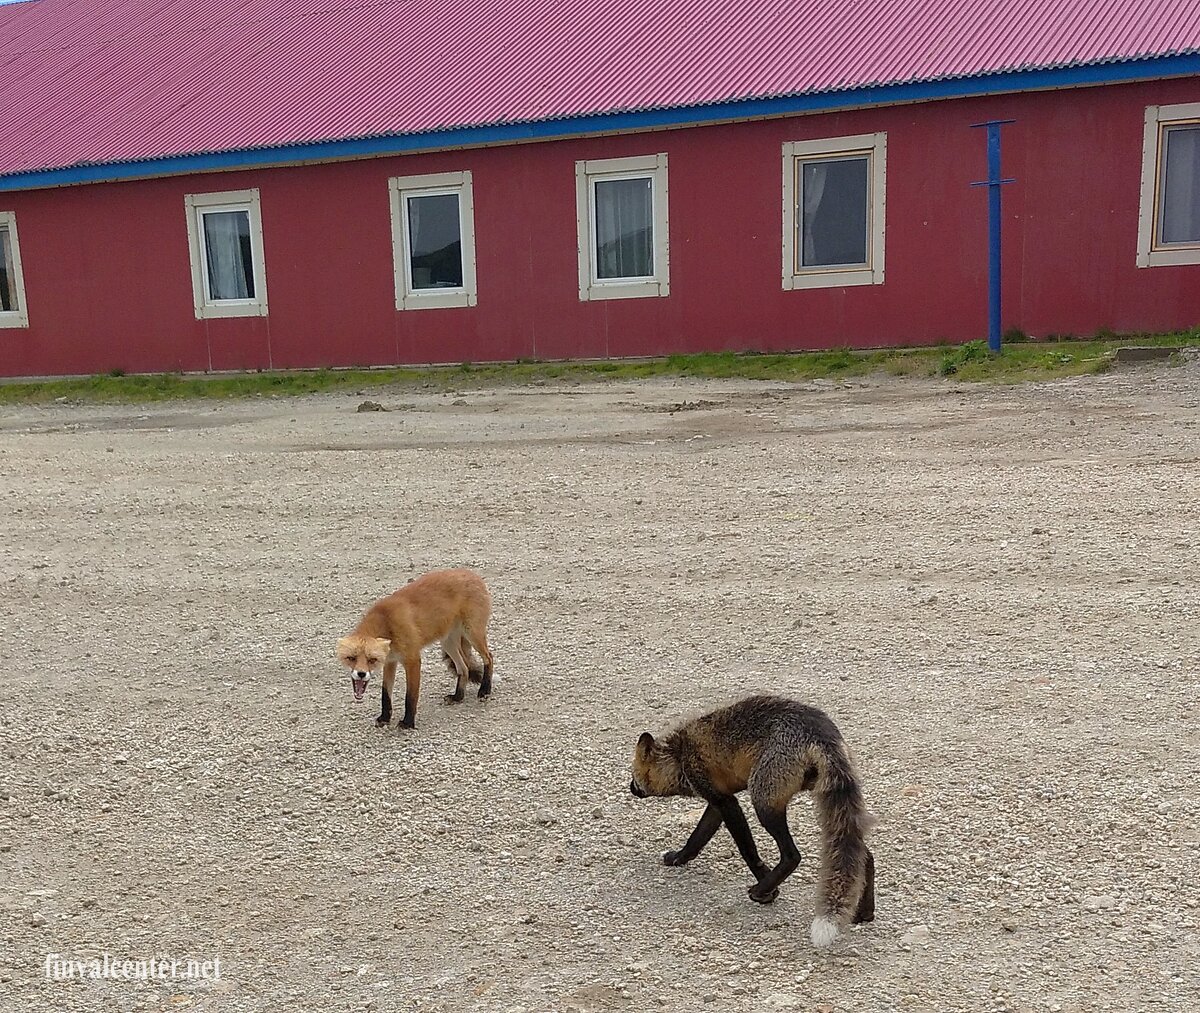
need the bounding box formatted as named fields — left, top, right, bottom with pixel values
left=184, top=189, right=269, bottom=318
left=782, top=133, right=887, bottom=290
left=575, top=154, right=670, bottom=300
left=389, top=172, right=477, bottom=310
left=0, top=211, right=29, bottom=328
left=1138, top=102, right=1200, bottom=268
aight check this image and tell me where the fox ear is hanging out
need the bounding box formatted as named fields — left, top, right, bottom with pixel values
left=372, top=637, right=392, bottom=655
left=637, top=732, right=655, bottom=757
left=336, top=637, right=352, bottom=657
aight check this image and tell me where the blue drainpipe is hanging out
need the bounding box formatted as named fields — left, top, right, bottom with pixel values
left=970, top=120, right=1016, bottom=353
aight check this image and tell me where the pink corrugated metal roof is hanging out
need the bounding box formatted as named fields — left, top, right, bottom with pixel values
left=2, top=0, right=1199, bottom=178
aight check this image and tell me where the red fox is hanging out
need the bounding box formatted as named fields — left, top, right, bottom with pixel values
left=336, top=568, right=494, bottom=730
left=630, top=694, right=875, bottom=947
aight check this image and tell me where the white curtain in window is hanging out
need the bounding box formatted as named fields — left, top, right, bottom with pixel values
left=1161, top=126, right=1200, bottom=245
left=406, top=197, right=425, bottom=287
left=204, top=211, right=251, bottom=300
left=801, top=162, right=829, bottom=267
left=595, top=177, right=653, bottom=279
left=408, top=198, right=421, bottom=243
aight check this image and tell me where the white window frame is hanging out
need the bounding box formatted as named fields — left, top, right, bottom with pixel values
left=184, top=189, right=269, bottom=319
left=782, top=133, right=887, bottom=290
left=0, top=211, right=30, bottom=328
left=1137, top=102, right=1200, bottom=268
left=575, top=153, right=670, bottom=301
left=389, top=172, right=477, bottom=311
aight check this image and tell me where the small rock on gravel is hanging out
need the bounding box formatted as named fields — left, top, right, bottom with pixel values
left=900, top=925, right=931, bottom=946
left=1082, top=894, right=1118, bottom=912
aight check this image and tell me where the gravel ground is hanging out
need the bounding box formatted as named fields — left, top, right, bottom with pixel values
left=0, top=363, right=1198, bottom=1013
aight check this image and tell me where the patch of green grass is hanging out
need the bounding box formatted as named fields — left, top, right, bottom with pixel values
left=1, top=329, right=1195, bottom=404
left=938, top=340, right=990, bottom=376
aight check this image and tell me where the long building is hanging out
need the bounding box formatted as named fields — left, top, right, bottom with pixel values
left=0, top=0, right=1197, bottom=375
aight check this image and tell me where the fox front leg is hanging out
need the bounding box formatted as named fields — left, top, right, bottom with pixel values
left=399, top=656, right=421, bottom=730
left=376, top=661, right=397, bottom=727
left=709, top=794, right=775, bottom=898
left=663, top=804, right=723, bottom=866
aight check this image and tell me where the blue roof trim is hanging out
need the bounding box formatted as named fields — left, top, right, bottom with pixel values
left=2, top=53, right=1198, bottom=191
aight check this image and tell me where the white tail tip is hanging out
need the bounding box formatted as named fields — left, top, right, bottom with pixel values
left=810, top=916, right=839, bottom=948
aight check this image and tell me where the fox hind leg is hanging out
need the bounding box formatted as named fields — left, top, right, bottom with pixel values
left=853, top=847, right=876, bottom=924
left=441, top=632, right=470, bottom=704
left=748, top=801, right=802, bottom=904
left=462, top=638, right=484, bottom=684
left=461, top=642, right=484, bottom=684
left=462, top=623, right=494, bottom=699
left=442, top=628, right=483, bottom=685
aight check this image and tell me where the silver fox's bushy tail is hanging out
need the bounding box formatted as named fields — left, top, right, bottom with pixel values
left=809, top=741, right=874, bottom=948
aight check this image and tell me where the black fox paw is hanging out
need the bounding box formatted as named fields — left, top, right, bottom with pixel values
left=444, top=693, right=464, bottom=705
left=748, top=883, right=779, bottom=904
left=374, top=716, right=390, bottom=728
left=662, top=850, right=690, bottom=867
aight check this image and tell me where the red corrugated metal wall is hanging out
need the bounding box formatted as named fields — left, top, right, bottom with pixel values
left=2, top=78, right=1197, bottom=378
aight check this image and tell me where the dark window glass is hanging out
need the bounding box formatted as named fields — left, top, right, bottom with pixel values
left=407, top=193, right=463, bottom=289
left=798, top=156, right=869, bottom=269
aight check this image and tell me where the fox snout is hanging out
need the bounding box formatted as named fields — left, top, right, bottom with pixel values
left=630, top=779, right=647, bottom=799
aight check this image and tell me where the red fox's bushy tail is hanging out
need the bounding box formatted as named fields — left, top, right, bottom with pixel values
left=809, top=741, right=875, bottom=948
